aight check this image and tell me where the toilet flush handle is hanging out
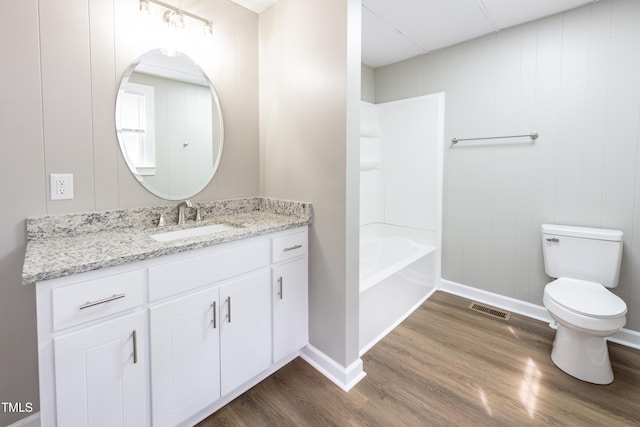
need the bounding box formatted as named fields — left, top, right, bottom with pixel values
left=546, top=238, right=559, bottom=243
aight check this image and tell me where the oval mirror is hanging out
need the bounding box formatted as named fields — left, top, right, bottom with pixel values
left=115, top=49, right=223, bottom=200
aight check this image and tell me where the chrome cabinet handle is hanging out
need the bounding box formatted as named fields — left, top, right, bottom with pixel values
left=226, top=297, right=231, bottom=323
left=546, top=238, right=559, bottom=243
left=283, top=244, right=302, bottom=252
left=79, top=293, right=125, bottom=310
left=277, top=277, right=283, bottom=300
left=212, top=301, right=217, bottom=329
left=132, top=330, right=138, bottom=364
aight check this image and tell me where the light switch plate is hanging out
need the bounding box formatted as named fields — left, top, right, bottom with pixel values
left=50, top=174, right=74, bottom=200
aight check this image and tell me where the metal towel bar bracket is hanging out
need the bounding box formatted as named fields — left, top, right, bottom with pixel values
left=451, top=132, right=539, bottom=145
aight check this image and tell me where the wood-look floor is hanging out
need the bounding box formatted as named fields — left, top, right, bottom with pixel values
left=197, top=291, right=640, bottom=426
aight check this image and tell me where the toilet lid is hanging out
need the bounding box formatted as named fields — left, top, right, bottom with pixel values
left=545, top=278, right=627, bottom=318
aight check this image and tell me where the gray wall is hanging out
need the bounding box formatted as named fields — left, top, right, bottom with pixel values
left=259, top=0, right=361, bottom=368
left=361, top=63, right=375, bottom=102
left=375, top=0, right=640, bottom=330
left=0, top=1, right=259, bottom=425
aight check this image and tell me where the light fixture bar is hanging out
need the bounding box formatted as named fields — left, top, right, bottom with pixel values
left=143, top=0, right=212, bottom=26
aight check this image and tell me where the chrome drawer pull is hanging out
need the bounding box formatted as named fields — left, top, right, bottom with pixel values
left=226, top=297, right=231, bottom=323
left=212, top=301, right=217, bottom=329
left=132, top=330, right=138, bottom=364
left=79, top=293, right=125, bottom=310
left=546, top=238, right=559, bottom=243
left=283, top=244, right=302, bottom=252
left=277, top=277, right=283, bottom=300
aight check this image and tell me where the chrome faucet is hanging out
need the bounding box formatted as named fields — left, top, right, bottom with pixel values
left=177, top=200, right=193, bottom=225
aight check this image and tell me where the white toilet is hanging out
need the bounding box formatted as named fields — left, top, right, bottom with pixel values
left=541, top=224, right=627, bottom=384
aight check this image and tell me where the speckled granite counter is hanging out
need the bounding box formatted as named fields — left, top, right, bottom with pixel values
left=23, top=197, right=311, bottom=285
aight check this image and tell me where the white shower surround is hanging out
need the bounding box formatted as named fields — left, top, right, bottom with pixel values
left=359, top=93, right=444, bottom=354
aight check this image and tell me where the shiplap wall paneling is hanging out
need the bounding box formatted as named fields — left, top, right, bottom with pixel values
left=512, top=22, right=538, bottom=303
left=89, top=0, right=120, bottom=210
left=234, top=7, right=260, bottom=199
left=210, top=0, right=239, bottom=201
left=525, top=15, right=562, bottom=303
left=0, top=1, right=45, bottom=424
left=40, top=0, right=96, bottom=214
left=488, top=27, right=524, bottom=298
left=606, top=0, right=640, bottom=316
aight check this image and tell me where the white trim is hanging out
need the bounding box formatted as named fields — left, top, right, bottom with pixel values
left=610, top=326, right=640, bottom=350
left=299, top=345, right=366, bottom=391
left=438, top=278, right=640, bottom=350
left=439, top=279, right=551, bottom=323
left=6, top=412, right=40, bottom=427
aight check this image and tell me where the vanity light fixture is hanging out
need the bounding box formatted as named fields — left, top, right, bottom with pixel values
left=139, top=0, right=213, bottom=36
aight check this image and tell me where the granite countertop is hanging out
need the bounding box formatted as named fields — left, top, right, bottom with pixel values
left=22, top=197, right=312, bottom=285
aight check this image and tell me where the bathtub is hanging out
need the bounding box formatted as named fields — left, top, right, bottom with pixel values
left=359, top=223, right=437, bottom=354
left=360, top=230, right=433, bottom=292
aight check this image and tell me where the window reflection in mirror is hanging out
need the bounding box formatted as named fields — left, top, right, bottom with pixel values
left=116, top=83, right=156, bottom=175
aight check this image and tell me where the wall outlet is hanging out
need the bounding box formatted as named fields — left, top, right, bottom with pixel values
left=50, top=174, right=74, bottom=200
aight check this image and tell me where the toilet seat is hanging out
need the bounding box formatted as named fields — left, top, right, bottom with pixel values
left=545, top=278, right=627, bottom=318
left=543, top=278, right=627, bottom=333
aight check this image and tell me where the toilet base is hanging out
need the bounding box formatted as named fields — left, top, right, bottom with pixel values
left=550, top=324, right=614, bottom=384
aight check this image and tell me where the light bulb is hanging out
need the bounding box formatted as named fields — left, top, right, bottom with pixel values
left=139, top=0, right=150, bottom=15
left=172, top=11, right=185, bottom=29
left=163, top=10, right=184, bottom=30
left=203, top=21, right=214, bottom=37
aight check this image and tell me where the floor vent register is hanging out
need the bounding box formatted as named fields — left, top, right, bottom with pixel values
left=468, top=302, right=511, bottom=321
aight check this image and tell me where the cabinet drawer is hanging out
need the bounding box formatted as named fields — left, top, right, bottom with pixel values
left=52, top=270, right=145, bottom=331
left=272, top=230, right=308, bottom=263
left=149, top=239, right=270, bottom=301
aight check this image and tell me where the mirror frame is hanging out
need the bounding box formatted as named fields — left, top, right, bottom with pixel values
left=115, top=49, right=224, bottom=200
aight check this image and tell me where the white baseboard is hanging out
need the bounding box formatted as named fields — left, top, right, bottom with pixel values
left=439, top=279, right=640, bottom=350
left=299, top=344, right=366, bottom=392
left=610, top=327, right=640, bottom=350
left=6, top=412, right=40, bottom=427
left=439, top=279, right=552, bottom=323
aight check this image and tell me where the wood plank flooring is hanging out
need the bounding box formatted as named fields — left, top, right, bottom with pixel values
left=197, top=291, right=640, bottom=426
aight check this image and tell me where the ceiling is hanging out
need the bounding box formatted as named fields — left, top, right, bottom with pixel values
left=230, top=0, right=599, bottom=68
left=228, top=0, right=276, bottom=13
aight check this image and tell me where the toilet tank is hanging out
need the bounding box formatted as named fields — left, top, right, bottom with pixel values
left=541, top=224, right=623, bottom=288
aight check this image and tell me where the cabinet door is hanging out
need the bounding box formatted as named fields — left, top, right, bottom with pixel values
left=54, top=311, right=147, bottom=427
left=272, top=257, right=309, bottom=362
left=220, top=269, right=272, bottom=396
left=149, top=286, right=220, bottom=427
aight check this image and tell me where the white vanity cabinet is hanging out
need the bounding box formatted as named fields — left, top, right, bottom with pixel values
left=219, top=269, right=272, bottom=395
left=54, top=311, right=148, bottom=427
left=39, top=268, right=149, bottom=427
left=149, top=286, right=220, bottom=427
left=149, top=269, right=272, bottom=426
left=271, top=231, right=309, bottom=362
left=35, top=226, right=308, bottom=427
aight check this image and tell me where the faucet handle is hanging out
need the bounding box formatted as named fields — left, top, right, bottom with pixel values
left=195, top=207, right=202, bottom=223
left=158, top=213, right=166, bottom=227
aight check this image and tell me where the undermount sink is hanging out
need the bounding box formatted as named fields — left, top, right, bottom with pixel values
left=151, top=224, right=238, bottom=242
